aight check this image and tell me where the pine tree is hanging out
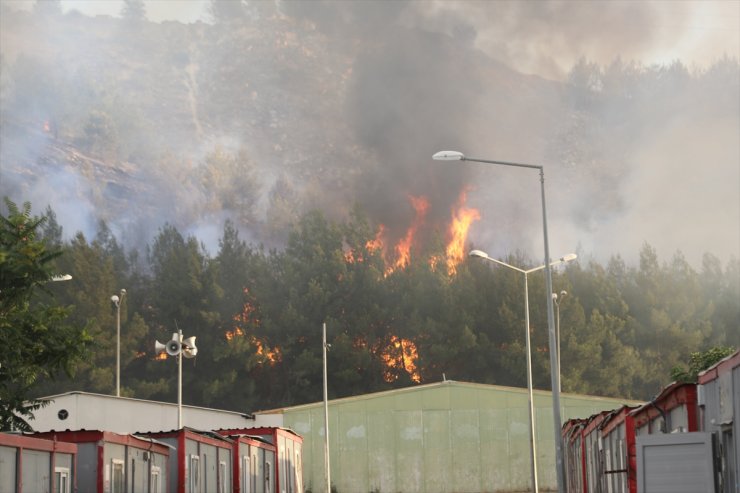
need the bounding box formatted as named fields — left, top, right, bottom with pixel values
left=0, top=199, right=90, bottom=431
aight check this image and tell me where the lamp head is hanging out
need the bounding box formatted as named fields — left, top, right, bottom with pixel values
left=560, top=253, right=578, bottom=262
left=469, top=249, right=489, bottom=259
left=432, top=150, right=465, bottom=161
left=120, top=288, right=126, bottom=296
left=560, top=290, right=568, bottom=297
left=111, top=295, right=120, bottom=304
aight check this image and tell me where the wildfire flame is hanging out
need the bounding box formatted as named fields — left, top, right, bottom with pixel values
left=379, top=335, right=421, bottom=383
left=360, top=196, right=430, bottom=275
left=349, top=190, right=479, bottom=277
left=445, top=189, right=480, bottom=275
left=224, top=288, right=280, bottom=364
left=393, top=195, right=429, bottom=271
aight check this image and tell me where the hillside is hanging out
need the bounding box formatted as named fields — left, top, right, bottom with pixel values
left=1, top=2, right=738, bottom=265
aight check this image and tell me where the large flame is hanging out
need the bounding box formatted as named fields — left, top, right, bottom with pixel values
left=392, top=195, right=429, bottom=271
left=445, top=189, right=480, bottom=275
left=346, top=189, right=479, bottom=277
left=379, top=335, right=421, bottom=383
left=361, top=196, right=430, bottom=275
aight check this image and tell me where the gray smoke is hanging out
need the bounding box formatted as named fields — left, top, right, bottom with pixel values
left=0, top=0, right=737, bottom=266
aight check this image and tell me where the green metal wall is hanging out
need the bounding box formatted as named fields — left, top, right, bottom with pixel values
left=278, top=381, right=638, bottom=493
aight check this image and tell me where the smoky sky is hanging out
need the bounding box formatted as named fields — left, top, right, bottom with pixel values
left=1, top=0, right=738, bottom=267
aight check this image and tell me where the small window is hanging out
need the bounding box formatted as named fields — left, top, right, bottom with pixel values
left=55, top=467, right=70, bottom=493
left=150, top=465, right=161, bottom=493
left=111, top=460, right=125, bottom=493
left=219, top=460, right=227, bottom=493
left=190, top=455, right=200, bottom=493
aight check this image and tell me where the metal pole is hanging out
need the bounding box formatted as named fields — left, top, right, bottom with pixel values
left=434, top=154, right=566, bottom=492
left=323, top=323, right=331, bottom=493
left=539, top=168, right=565, bottom=493
left=178, top=329, right=183, bottom=429
left=523, top=273, right=539, bottom=493
left=113, top=289, right=125, bottom=398
left=116, top=297, right=121, bottom=397
left=554, top=296, right=561, bottom=393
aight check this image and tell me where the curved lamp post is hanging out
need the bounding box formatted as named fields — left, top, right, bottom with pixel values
left=470, top=250, right=576, bottom=493
left=111, top=288, right=126, bottom=397
left=433, top=150, right=566, bottom=493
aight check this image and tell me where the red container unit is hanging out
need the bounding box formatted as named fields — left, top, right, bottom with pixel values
left=698, top=350, right=740, bottom=492
left=562, top=418, right=587, bottom=493
left=0, top=433, right=77, bottom=493
left=630, top=382, right=698, bottom=436
left=581, top=411, right=611, bottom=493
left=222, top=433, right=277, bottom=493
left=31, top=430, right=169, bottom=493
left=599, top=405, right=638, bottom=493
left=143, top=428, right=233, bottom=493
left=217, top=427, right=303, bottom=493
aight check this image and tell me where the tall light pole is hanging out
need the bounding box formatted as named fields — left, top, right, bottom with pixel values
left=433, top=150, right=567, bottom=492
left=322, top=323, right=331, bottom=493
left=111, top=288, right=126, bottom=397
left=552, top=291, right=567, bottom=393
left=470, top=250, right=577, bottom=493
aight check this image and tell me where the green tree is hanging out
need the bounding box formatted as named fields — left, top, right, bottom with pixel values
left=0, top=199, right=90, bottom=430
left=671, top=346, right=736, bottom=383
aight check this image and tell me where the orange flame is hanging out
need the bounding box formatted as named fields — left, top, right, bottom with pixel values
left=379, top=335, right=421, bottom=383
left=445, top=190, right=480, bottom=275
left=392, top=195, right=429, bottom=271
left=346, top=190, right=480, bottom=277
left=225, top=327, right=244, bottom=341
left=254, top=338, right=281, bottom=363
left=224, top=288, right=280, bottom=364
left=362, top=196, right=429, bottom=275
left=155, top=352, right=168, bottom=361
left=366, top=225, right=385, bottom=252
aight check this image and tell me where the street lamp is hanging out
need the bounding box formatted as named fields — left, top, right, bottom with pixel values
left=111, top=288, right=126, bottom=397
left=552, top=291, right=568, bottom=393
left=470, top=250, right=577, bottom=493
left=433, top=150, right=567, bottom=493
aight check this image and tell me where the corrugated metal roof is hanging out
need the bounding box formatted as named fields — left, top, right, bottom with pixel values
left=254, top=379, right=641, bottom=414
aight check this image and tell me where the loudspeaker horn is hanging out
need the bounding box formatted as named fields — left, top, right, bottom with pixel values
left=166, top=339, right=182, bottom=356
left=166, top=332, right=182, bottom=356
left=154, top=340, right=167, bottom=354
left=182, top=336, right=198, bottom=359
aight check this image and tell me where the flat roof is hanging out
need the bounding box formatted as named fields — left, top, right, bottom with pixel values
left=34, top=391, right=252, bottom=417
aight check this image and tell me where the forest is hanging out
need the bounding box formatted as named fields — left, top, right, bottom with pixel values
left=1, top=2, right=738, bottom=424
left=8, top=200, right=738, bottom=416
